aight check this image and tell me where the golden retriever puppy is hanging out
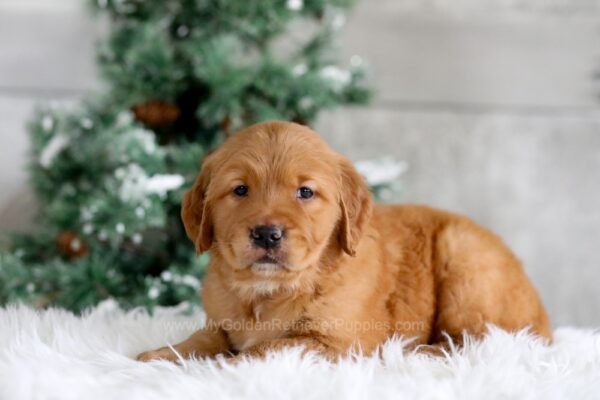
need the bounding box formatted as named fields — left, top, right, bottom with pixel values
left=137, top=121, right=551, bottom=362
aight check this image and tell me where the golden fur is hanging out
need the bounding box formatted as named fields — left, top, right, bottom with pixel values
left=137, top=121, right=551, bottom=362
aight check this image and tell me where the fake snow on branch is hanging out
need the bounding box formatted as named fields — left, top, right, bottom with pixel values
left=286, top=0, right=304, bottom=11
left=355, top=157, right=408, bottom=202
left=39, top=134, right=69, bottom=168
left=319, top=66, right=352, bottom=92
left=116, top=163, right=184, bottom=202
left=355, top=157, right=408, bottom=187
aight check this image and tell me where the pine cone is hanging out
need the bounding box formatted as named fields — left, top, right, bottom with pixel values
left=132, top=100, right=181, bottom=128
left=56, top=231, right=88, bottom=259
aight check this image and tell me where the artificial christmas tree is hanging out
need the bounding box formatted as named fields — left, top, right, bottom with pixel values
left=0, top=0, right=379, bottom=312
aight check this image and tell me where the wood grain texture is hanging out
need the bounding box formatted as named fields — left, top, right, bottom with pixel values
left=0, top=0, right=104, bottom=94
left=338, top=1, right=600, bottom=108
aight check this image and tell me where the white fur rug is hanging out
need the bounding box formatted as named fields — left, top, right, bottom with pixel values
left=1, top=302, right=599, bottom=400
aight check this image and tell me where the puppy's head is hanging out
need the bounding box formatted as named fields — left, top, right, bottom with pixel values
left=181, top=121, right=372, bottom=294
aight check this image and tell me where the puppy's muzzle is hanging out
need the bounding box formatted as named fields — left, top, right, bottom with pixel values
left=250, top=225, right=284, bottom=249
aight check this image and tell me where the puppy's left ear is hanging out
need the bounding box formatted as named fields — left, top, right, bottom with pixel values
left=338, top=157, right=373, bottom=256
left=181, top=161, right=214, bottom=254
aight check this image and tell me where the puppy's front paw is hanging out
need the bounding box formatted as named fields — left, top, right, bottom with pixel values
left=136, top=346, right=180, bottom=362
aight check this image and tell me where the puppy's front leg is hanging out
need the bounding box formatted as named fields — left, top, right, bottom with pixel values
left=233, top=336, right=338, bottom=362
left=136, top=327, right=230, bottom=362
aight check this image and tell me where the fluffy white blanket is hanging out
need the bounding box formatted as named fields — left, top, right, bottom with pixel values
left=1, top=302, right=598, bottom=400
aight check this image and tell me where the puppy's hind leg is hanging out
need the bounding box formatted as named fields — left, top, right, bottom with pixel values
left=430, top=219, right=552, bottom=348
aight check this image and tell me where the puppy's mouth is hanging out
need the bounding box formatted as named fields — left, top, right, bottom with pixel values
left=251, top=255, right=286, bottom=272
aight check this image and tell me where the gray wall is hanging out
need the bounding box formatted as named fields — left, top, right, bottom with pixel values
left=1, top=0, right=599, bottom=327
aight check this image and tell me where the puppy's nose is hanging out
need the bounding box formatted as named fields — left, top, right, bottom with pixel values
left=250, top=225, right=284, bottom=249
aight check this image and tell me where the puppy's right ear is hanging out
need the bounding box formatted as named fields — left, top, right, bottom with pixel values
left=337, top=157, right=373, bottom=257
left=181, top=161, right=214, bottom=254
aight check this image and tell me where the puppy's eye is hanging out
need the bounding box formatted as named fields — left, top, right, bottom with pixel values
left=297, top=187, right=314, bottom=199
left=233, top=185, right=248, bottom=197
